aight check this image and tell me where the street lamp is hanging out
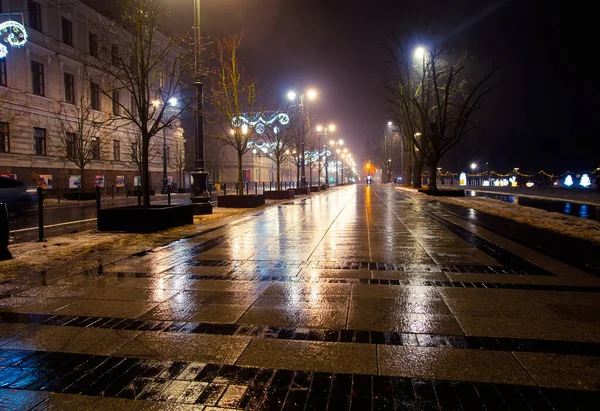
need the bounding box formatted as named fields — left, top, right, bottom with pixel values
left=190, top=0, right=212, bottom=214
left=316, top=123, right=336, bottom=186
left=329, top=139, right=343, bottom=186
left=414, top=46, right=426, bottom=60
left=287, top=87, right=317, bottom=187
left=156, top=97, right=178, bottom=194
left=471, top=163, right=478, bottom=186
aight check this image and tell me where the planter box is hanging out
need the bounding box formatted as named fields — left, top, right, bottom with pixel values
left=63, top=192, right=97, bottom=201
left=264, top=190, right=295, bottom=200
left=294, top=187, right=311, bottom=196
left=320, top=184, right=328, bottom=190
left=217, top=194, right=265, bottom=208
left=310, top=186, right=320, bottom=192
left=419, top=189, right=465, bottom=197
left=98, top=204, right=193, bottom=233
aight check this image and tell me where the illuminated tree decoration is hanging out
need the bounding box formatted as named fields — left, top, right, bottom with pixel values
left=0, top=20, right=28, bottom=59
left=580, top=174, right=591, bottom=188
left=564, top=175, right=573, bottom=187
left=232, top=112, right=290, bottom=135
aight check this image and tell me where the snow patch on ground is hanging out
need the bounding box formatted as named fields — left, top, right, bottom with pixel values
left=396, top=187, right=600, bottom=245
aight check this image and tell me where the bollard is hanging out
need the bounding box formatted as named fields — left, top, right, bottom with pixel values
left=269, top=181, right=271, bottom=191
left=0, top=203, right=12, bottom=260
left=57, top=185, right=61, bottom=204
left=36, top=186, right=46, bottom=242
left=224, top=183, right=227, bottom=196
left=137, top=186, right=141, bottom=206
left=167, top=185, right=171, bottom=205
left=255, top=182, right=258, bottom=194
left=96, top=186, right=101, bottom=218
left=112, top=185, right=115, bottom=200
left=246, top=183, right=249, bottom=195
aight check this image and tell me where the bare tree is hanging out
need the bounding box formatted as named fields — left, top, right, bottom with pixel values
left=258, top=111, right=296, bottom=190
left=125, top=131, right=161, bottom=186
left=374, top=131, right=401, bottom=183
left=172, top=136, right=189, bottom=190
left=91, top=0, right=190, bottom=207
left=385, top=41, right=498, bottom=190
left=204, top=132, right=225, bottom=184
left=286, top=105, right=313, bottom=188
left=51, top=95, right=114, bottom=197
left=207, top=32, right=259, bottom=195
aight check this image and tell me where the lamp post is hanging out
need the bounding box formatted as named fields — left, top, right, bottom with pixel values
left=287, top=88, right=317, bottom=187
left=190, top=0, right=212, bottom=214
left=155, top=97, right=178, bottom=194
left=470, top=162, right=478, bottom=186
left=316, top=124, right=335, bottom=186
left=329, top=139, right=343, bottom=186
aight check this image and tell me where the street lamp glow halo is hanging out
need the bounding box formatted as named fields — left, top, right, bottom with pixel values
left=287, top=91, right=297, bottom=101
left=329, top=124, right=336, bottom=132
left=471, top=163, right=477, bottom=170
left=316, top=125, right=323, bottom=132
left=414, top=46, right=426, bottom=60
left=168, top=97, right=178, bottom=107
left=306, top=89, right=317, bottom=100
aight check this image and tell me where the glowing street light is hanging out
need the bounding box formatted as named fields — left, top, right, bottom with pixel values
left=414, top=46, right=426, bottom=60
left=287, top=90, right=297, bottom=101
left=306, top=89, right=317, bottom=100
left=471, top=163, right=477, bottom=170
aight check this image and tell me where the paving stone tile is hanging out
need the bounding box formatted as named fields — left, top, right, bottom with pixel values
left=237, top=339, right=377, bottom=375
left=54, top=299, right=158, bottom=319
left=0, top=323, right=40, bottom=347
left=378, top=345, right=536, bottom=386
left=114, top=332, right=251, bottom=364
left=83, top=287, right=180, bottom=303
left=514, top=352, right=600, bottom=391
left=239, top=307, right=347, bottom=329
left=2, top=325, right=113, bottom=354
left=0, top=388, right=50, bottom=410
left=455, top=313, right=592, bottom=342
left=347, top=309, right=464, bottom=335
left=0, top=297, right=76, bottom=314
left=81, top=329, right=143, bottom=356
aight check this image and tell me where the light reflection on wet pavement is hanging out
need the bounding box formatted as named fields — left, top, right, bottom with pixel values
left=1, top=185, right=600, bottom=409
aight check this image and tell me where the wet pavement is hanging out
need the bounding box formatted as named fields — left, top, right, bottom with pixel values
left=1, top=185, right=600, bottom=409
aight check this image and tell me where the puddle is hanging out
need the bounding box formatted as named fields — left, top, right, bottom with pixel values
left=467, top=191, right=600, bottom=221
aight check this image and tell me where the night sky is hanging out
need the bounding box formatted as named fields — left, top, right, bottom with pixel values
left=92, top=0, right=598, bottom=175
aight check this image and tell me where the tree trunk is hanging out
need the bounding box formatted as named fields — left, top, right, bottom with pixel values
left=142, top=135, right=150, bottom=208
left=237, top=151, right=243, bottom=195
left=276, top=161, right=281, bottom=190
left=79, top=165, right=85, bottom=201
left=413, top=161, right=424, bottom=189
left=428, top=160, right=439, bottom=191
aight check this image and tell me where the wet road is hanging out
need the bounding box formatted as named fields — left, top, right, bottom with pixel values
left=1, top=185, right=600, bottom=409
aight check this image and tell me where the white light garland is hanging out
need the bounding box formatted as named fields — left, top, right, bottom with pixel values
left=0, top=20, right=28, bottom=59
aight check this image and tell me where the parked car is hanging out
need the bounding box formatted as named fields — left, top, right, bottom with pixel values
left=0, top=177, right=36, bottom=213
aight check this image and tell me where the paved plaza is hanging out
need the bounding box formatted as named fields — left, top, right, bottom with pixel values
left=1, top=185, right=600, bottom=410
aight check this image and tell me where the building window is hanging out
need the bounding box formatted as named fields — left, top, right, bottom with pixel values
left=64, top=73, right=75, bottom=104
left=112, top=91, right=120, bottom=115
left=131, top=142, right=138, bottom=160
left=0, top=122, right=9, bottom=153
left=28, top=1, right=42, bottom=32
left=111, top=44, right=119, bottom=65
left=34, top=127, right=46, bottom=155
left=61, top=17, right=73, bottom=46
left=90, top=82, right=100, bottom=110
left=113, top=140, right=120, bottom=161
left=89, top=33, right=98, bottom=57
left=66, top=132, right=75, bottom=158
left=31, top=61, right=44, bottom=96
left=130, top=94, right=137, bottom=118
left=0, top=59, right=6, bottom=87
left=92, top=137, right=100, bottom=159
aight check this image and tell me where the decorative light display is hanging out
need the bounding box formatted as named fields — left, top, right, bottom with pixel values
left=580, top=174, right=591, bottom=188
left=564, top=175, right=573, bottom=187
left=459, top=172, right=466, bottom=186
left=0, top=20, right=28, bottom=59
left=232, top=112, right=290, bottom=135
left=526, top=182, right=534, bottom=187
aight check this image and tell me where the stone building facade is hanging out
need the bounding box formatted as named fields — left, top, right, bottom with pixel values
left=0, top=0, right=183, bottom=192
